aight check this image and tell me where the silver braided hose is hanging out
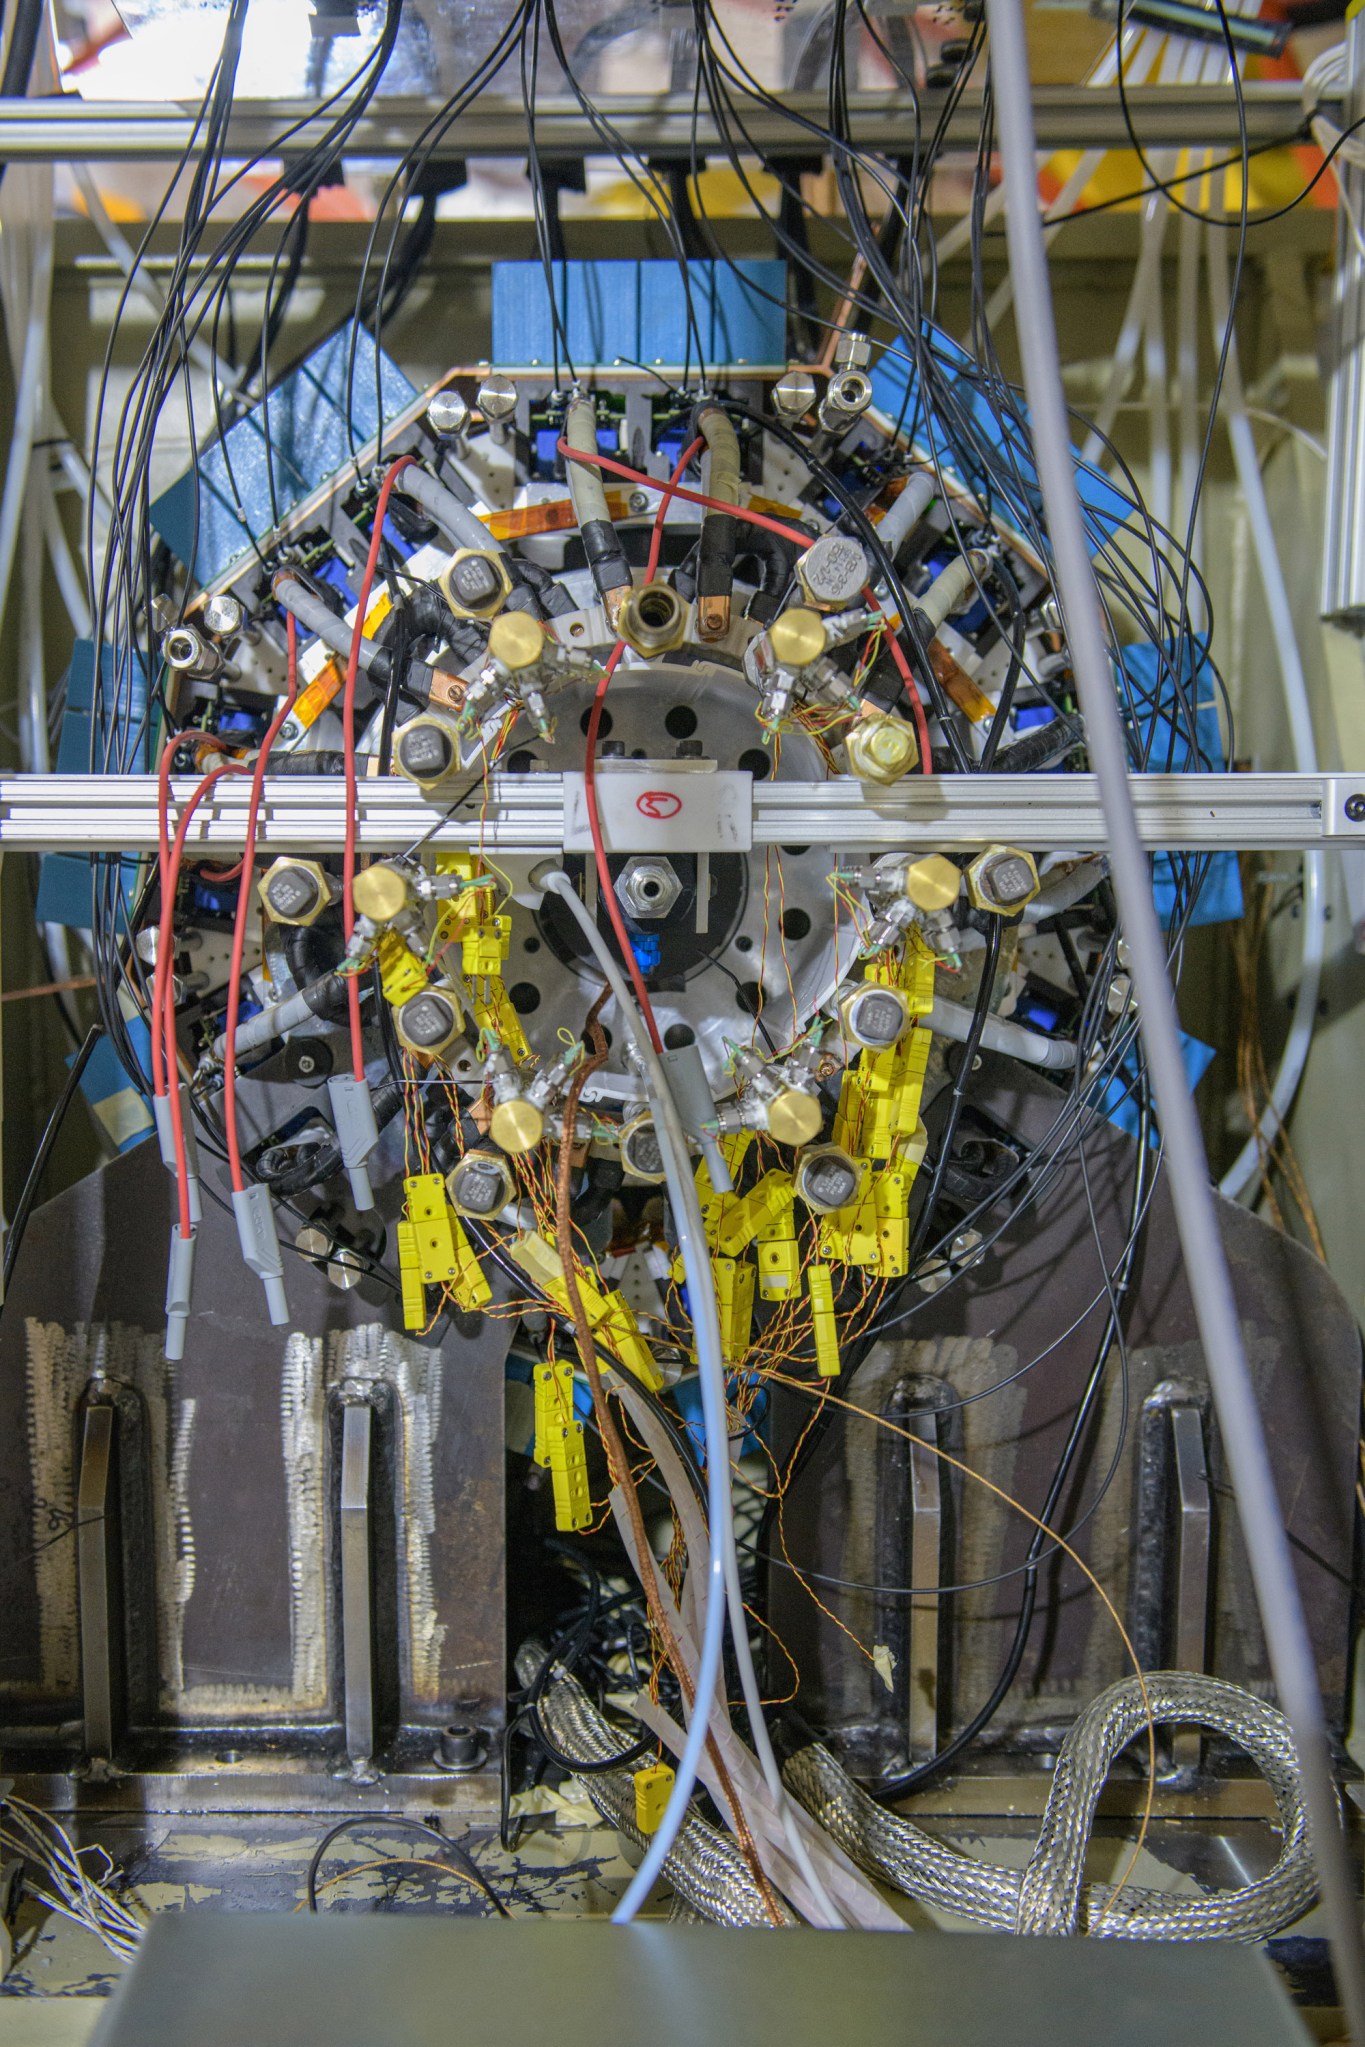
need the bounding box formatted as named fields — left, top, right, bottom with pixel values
left=784, top=1672, right=1318, bottom=1941
left=516, top=1646, right=795, bottom=1928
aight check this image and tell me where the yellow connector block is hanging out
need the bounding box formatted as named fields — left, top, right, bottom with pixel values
left=468, top=979, right=531, bottom=1066
left=833, top=1027, right=932, bottom=1161
left=711, top=1169, right=794, bottom=1258
left=462, top=913, right=511, bottom=980
left=403, top=1173, right=458, bottom=1282
left=807, top=1263, right=841, bottom=1376
left=866, top=927, right=937, bottom=1014
left=634, top=1762, right=676, bottom=1834
left=449, top=1211, right=492, bottom=1311
left=508, top=1236, right=663, bottom=1392
left=534, top=1357, right=575, bottom=1468
left=872, top=1168, right=910, bottom=1278
left=548, top=1418, right=592, bottom=1531
left=395, top=1220, right=427, bottom=1332
left=377, top=928, right=430, bottom=1008
left=818, top=1177, right=881, bottom=1268
left=713, top=1254, right=755, bottom=1364
left=404, top=1172, right=447, bottom=1221
left=756, top=1203, right=800, bottom=1301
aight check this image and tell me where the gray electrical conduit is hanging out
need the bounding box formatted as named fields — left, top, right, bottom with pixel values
left=516, top=1647, right=795, bottom=1928
left=1204, top=219, right=1327, bottom=1206
left=985, top=0, right=1365, bottom=2027
left=273, top=574, right=386, bottom=677
left=785, top=1672, right=1318, bottom=1940
left=393, top=462, right=504, bottom=556
left=930, top=995, right=1076, bottom=1071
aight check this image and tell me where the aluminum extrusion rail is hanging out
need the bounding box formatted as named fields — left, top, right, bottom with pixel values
left=0, top=84, right=1314, bottom=161
left=3, top=772, right=1363, bottom=855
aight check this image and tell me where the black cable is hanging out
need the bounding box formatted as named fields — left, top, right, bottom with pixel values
left=2, top=1025, right=101, bottom=1298
left=305, top=1815, right=509, bottom=1916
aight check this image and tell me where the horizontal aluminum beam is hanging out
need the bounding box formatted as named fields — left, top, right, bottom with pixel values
left=0, top=84, right=1313, bottom=162
left=2, top=771, right=1362, bottom=855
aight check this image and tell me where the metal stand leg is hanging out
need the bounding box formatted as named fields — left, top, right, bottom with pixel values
left=908, top=1414, right=944, bottom=1761
left=1170, top=1404, right=1212, bottom=1772
left=339, top=1398, right=376, bottom=1769
left=77, top=1398, right=124, bottom=1763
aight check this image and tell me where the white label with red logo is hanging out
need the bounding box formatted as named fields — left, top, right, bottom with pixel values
left=562, top=764, right=753, bottom=853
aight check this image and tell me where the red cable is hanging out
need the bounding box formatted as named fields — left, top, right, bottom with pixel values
left=156, top=759, right=252, bottom=1238
left=222, top=613, right=300, bottom=1192
left=582, top=437, right=703, bottom=1056
left=863, top=584, right=932, bottom=775
left=341, top=453, right=415, bottom=1082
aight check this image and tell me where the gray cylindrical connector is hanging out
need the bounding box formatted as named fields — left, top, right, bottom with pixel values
left=875, top=469, right=937, bottom=561
left=274, top=575, right=385, bottom=677
left=214, top=987, right=316, bottom=1062
left=660, top=1040, right=732, bottom=1195
left=928, top=995, right=1076, bottom=1071
left=164, top=1228, right=196, bottom=1362
left=232, top=1183, right=290, bottom=1325
left=397, top=463, right=502, bottom=556
left=327, top=1072, right=379, bottom=1212
left=153, top=1088, right=203, bottom=1226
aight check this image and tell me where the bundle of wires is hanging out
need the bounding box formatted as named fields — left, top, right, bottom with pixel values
left=1, top=1795, right=143, bottom=1964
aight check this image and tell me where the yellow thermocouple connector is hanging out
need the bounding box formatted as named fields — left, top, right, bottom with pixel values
left=634, top=1761, right=676, bottom=1834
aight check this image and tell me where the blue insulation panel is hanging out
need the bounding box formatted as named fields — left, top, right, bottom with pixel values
left=492, top=258, right=788, bottom=368
left=36, top=641, right=148, bottom=930
left=150, top=322, right=416, bottom=585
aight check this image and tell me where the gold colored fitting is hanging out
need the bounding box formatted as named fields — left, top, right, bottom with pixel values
left=794, top=1142, right=864, bottom=1215
left=394, top=988, right=462, bottom=1059
left=257, top=856, right=332, bottom=928
left=765, top=1088, right=824, bottom=1148
left=618, top=582, right=689, bottom=657
left=446, top=1148, right=516, bottom=1219
left=767, top=606, right=827, bottom=673
left=844, top=712, right=919, bottom=785
left=352, top=862, right=412, bottom=925
left=840, top=982, right=910, bottom=1051
left=966, top=844, right=1040, bottom=916
left=439, top=546, right=513, bottom=621
left=393, top=712, right=459, bottom=792
left=619, top=1113, right=668, bottom=1183
left=900, top=854, right=962, bottom=913
left=490, top=1095, right=545, bottom=1155
left=487, top=610, right=545, bottom=672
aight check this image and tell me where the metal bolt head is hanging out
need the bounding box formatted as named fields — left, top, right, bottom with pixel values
left=1346, top=792, right=1365, bottom=823
left=352, top=862, right=412, bottom=925
left=898, top=854, right=962, bottom=913
left=285, top=1036, right=334, bottom=1085
left=616, top=856, right=682, bottom=922
left=395, top=715, right=456, bottom=789
left=487, top=610, right=546, bottom=672
left=477, top=372, right=518, bottom=423
left=841, top=983, right=910, bottom=1050
left=795, top=1143, right=864, bottom=1215
left=163, top=624, right=219, bottom=678
left=628, top=489, right=652, bottom=515
left=490, top=1095, right=545, bottom=1155
left=766, top=1087, right=824, bottom=1149
left=258, top=856, right=331, bottom=927
left=620, top=1113, right=667, bottom=1182
left=966, top=843, right=1040, bottom=916
left=395, top=988, right=461, bottom=1057
left=446, top=1148, right=515, bottom=1219
left=201, top=591, right=245, bottom=638
left=426, top=386, right=469, bottom=439
left=796, top=533, right=869, bottom=611
left=767, top=606, right=827, bottom=672
left=433, top=1722, right=487, bottom=1773
left=833, top=329, right=872, bottom=372
left=845, top=713, right=919, bottom=785
left=771, top=368, right=817, bottom=421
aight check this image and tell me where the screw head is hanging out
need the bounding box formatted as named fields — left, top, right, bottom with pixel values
left=258, top=857, right=331, bottom=926
left=477, top=372, right=518, bottom=422
left=448, top=553, right=502, bottom=608
left=1346, top=793, right=1365, bottom=823
left=772, top=368, right=817, bottom=421
left=202, top=592, right=245, bottom=637
left=426, top=387, right=469, bottom=438
left=796, top=533, right=869, bottom=611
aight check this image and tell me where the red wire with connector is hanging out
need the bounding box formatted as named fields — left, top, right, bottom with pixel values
left=581, top=436, right=704, bottom=1055
left=863, top=584, right=932, bottom=775
left=340, top=453, right=416, bottom=1083
left=222, top=612, right=301, bottom=1192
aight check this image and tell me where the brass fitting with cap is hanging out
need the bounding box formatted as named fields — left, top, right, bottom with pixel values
left=767, top=605, right=828, bottom=673
left=489, top=1094, right=544, bottom=1156
left=765, top=1087, right=824, bottom=1148
left=351, top=862, right=413, bottom=926
left=257, top=857, right=334, bottom=927
left=486, top=610, right=546, bottom=673
left=439, top=547, right=513, bottom=622
left=966, top=844, right=1040, bottom=916
left=845, top=712, right=920, bottom=785
left=618, top=582, right=689, bottom=657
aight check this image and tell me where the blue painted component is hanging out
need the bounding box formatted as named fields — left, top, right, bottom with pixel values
left=492, top=258, right=788, bottom=369
left=1101, top=1028, right=1216, bottom=1144
left=1122, top=636, right=1244, bottom=930
left=869, top=326, right=1130, bottom=553
left=74, top=1019, right=154, bottom=1152
left=630, top=930, right=662, bottom=974
left=36, top=641, right=148, bottom=930
left=1012, top=704, right=1054, bottom=733
left=150, top=321, right=416, bottom=585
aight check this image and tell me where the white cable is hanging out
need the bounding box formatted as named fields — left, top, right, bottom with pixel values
left=1079, top=190, right=1171, bottom=468
left=986, top=4, right=1365, bottom=2035
left=538, top=870, right=843, bottom=1927
left=1204, top=220, right=1327, bottom=1204
left=0, top=169, right=52, bottom=653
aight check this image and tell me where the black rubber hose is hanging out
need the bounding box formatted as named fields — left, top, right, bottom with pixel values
left=283, top=915, right=350, bottom=1022
left=265, top=749, right=347, bottom=774
left=261, top=1074, right=403, bottom=1198
left=736, top=525, right=801, bottom=624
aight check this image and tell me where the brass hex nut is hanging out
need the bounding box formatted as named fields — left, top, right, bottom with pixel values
left=619, top=1113, right=668, bottom=1183
left=393, top=712, right=460, bottom=791
left=795, top=1143, right=864, bottom=1215
left=446, top=1148, right=515, bottom=1219
left=617, top=582, right=689, bottom=657
left=257, top=856, right=332, bottom=927
left=795, top=533, right=869, bottom=610
left=840, top=982, right=910, bottom=1051
left=845, top=712, right=919, bottom=785
left=395, top=987, right=463, bottom=1059
left=439, top=546, right=513, bottom=621
left=352, top=862, right=412, bottom=925
left=966, top=844, right=1040, bottom=916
